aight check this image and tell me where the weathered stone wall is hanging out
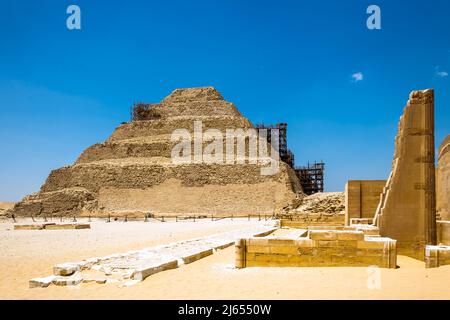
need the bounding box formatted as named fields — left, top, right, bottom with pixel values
left=108, top=116, right=253, bottom=141
left=345, top=180, right=386, bottom=225
left=374, top=89, right=437, bottom=259
left=425, top=245, right=450, bottom=268
left=437, top=221, right=450, bottom=246
left=98, top=180, right=291, bottom=215
left=236, top=230, right=397, bottom=268
left=437, top=135, right=450, bottom=221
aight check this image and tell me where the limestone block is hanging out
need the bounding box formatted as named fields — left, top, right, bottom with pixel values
left=29, top=275, right=56, bottom=288
left=350, top=218, right=372, bottom=225
left=182, top=248, right=213, bottom=264
left=336, top=231, right=364, bottom=241
left=309, top=230, right=338, bottom=241
left=82, top=277, right=107, bottom=284
left=14, top=223, right=55, bottom=230
left=53, top=263, right=81, bottom=276
left=437, top=221, right=450, bottom=245
left=247, top=245, right=271, bottom=254
left=45, top=223, right=90, bottom=230
left=337, top=240, right=358, bottom=248
left=295, top=239, right=315, bottom=248
left=317, top=240, right=338, bottom=248
left=131, top=259, right=178, bottom=281
left=52, top=275, right=83, bottom=286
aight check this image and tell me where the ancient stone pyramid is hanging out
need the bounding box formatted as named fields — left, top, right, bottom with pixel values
left=10, top=87, right=302, bottom=217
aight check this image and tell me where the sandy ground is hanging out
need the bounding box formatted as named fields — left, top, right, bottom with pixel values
left=1, top=218, right=449, bottom=300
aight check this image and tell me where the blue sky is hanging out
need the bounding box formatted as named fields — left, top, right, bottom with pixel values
left=0, top=0, right=449, bottom=201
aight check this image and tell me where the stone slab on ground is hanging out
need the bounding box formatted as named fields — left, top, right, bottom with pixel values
left=29, top=223, right=278, bottom=288
left=14, top=223, right=90, bottom=230
left=14, top=223, right=55, bottom=230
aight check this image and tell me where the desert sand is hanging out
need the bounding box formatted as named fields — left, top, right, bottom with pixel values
left=1, top=218, right=449, bottom=300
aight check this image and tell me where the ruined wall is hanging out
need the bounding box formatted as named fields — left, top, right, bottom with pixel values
left=345, top=180, right=386, bottom=225
left=437, top=135, right=450, bottom=221
left=437, top=221, right=450, bottom=246
left=374, top=89, right=437, bottom=259
left=236, top=231, right=397, bottom=268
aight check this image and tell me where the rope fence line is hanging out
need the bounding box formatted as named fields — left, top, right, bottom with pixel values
left=11, top=212, right=276, bottom=224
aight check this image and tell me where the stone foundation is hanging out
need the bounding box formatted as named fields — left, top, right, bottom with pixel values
left=235, top=229, right=396, bottom=268
left=437, top=221, right=450, bottom=245
left=425, top=245, right=450, bottom=268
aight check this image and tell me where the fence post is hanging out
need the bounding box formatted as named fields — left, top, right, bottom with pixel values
left=107, top=213, right=111, bottom=223
left=144, top=214, right=148, bottom=222
left=231, top=214, right=233, bottom=221
left=73, top=215, right=77, bottom=222
left=193, top=215, right=196, bottom=222
left=235, top=239, right=247, bottom=269
left=176, top=216, right=178, bottom=222
left=162, top=216, right=165, bottom=222
left=258, top=213, right=261, bottom=221
left=12, top=214, right=16, bottom=223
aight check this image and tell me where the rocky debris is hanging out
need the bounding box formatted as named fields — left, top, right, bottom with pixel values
left=29, top=223, right=278, bottom=289
left=282, top=192, right=345, bottom=215
left=0, top=202, right=14, bottom=216
left=8, top=188, right=96, bottom=218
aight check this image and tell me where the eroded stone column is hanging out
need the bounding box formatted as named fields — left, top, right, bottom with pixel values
left=374, top=89, right=437, bottom=259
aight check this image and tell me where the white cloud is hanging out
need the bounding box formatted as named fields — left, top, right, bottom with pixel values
left=351, top=72, right=364, bottom=82
left=436, top=71, right=448, bottom=77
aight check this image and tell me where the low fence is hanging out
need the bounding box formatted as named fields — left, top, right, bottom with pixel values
left=9, top=212, right=276, bottom=224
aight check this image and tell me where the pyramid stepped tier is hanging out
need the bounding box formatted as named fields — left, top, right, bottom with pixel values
left=8, top=87, right=303, bottom=217
left=108, top=115, right=253, bottom=141
left=77, top=135, right=275, bottom=164
left=42, top=160, right=300, bottom=194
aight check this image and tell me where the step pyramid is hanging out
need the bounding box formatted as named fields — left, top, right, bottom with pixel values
left=9, top=87, right=302, bottom=217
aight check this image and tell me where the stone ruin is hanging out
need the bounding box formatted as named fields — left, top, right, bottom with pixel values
left=235, top=89, right=450, bottom=269
left=437, top=134, right=450, bottom=221
left=8, top=87, right=302, bottom=218
left=374, top=89, right=437, bottom=259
